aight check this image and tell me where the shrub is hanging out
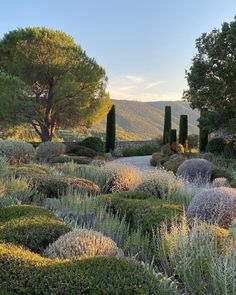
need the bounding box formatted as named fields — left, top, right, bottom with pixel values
left=199, top=152, right=214, bottom=162
left=0, top=140, right=35, bottom=164
left=187, top=187, right=236, bottom=228
left=223, top=140, right=236, bottom=159
left=49, top=155, right=91, bottom=164
left=134, top=169, right=190, bottom=201
left=0, top=242, right=167, bottom=295
left=150, top=152, right=167, bottom=167
left=4, top=176, right=34, bottom=202
left=81, top=137, right=105, bottom=153
left=176, top=144, right=184, bottom=154
left=162, top=156, right=185, bottom=174
left=211, top=166, right=232, bottom=181
left=102, top=192, right=183, bottom=233
left=36, top=142, right=66, bottom=162
left=177, top=158, right=212, bottom=184
left=122, top=145, right=158, bottom=157
left=65, top=143, right=98, bottom=157
left=7, top=164, right=48, bottom=178
left=231, top=179, right=236, bottom=188
left=0, top=205, right=70, bottom=252
left=210, top=177, right=231, bottom=188
left=154, top=218, right=232, bottom=295
left=102, top=163, right=140, bottom=193
left=207, top=138, right=228, bottom=155
left=161, top=144, right=172, bottom=156
left=188, top=134, right=199, bottom=150
left=44, top=229, right=121, bottom=259
left=30, top=174, right=100, bottom=198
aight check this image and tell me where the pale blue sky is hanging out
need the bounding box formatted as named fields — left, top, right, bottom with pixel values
left=1, top=0, right=236, bottom=101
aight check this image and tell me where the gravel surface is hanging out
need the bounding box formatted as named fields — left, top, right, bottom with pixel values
left=113, top=155, right=155, bottom=171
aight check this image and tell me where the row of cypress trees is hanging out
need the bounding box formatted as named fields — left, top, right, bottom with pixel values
left=162, top=106, right=188, bottom=148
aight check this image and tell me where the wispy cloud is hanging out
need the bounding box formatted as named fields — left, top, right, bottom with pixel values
left=107, top=75, right=181, bottom=101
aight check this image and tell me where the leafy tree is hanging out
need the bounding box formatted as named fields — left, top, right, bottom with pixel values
left=184, top=18, right=236, bottom=134
left=0, top=27, right=111, bottom=141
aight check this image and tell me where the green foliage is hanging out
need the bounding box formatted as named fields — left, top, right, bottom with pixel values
left=188, top=134, right=199, bottom=150
left=207, top=138, right=228, bottom=155
left=106, top=104, right=116, bottom=152
left=199, top=110, right=209, bottom=152
left=0, top=205, right=70, bottom=252
left=168, top=129, right=177, bottom=145
left=36, top=142, right=66, bottom=162
left=0, top=27, right=111, bottom=141
left=161, top=144, right=172, bottom=156
left=163, top=106, right=171, bottom=144
left=81, top=136, right=105, bottom=153
left=184, top=18, right=236, bottom=133
left=0, top=242, right=170, bottom=295
left=49, top=155, right=91, bottom=164
left=65, top=143, right=98, bottom=157
left=102, top=192, right=183, bottom=234
left=0, top=140, right=35, bottom=164
left=8, top=164, right=48, bottom=177
left=122, top=144, right=158, bottom=157
left=179, top=115, right=188, bottom=147
left=29, top=174, right=100, bottom=199
left=162, top=157, right=185, bottom=174
left=211, top=166, right=232, bottom=181
left=150, top=152, right=168, bottom=167
left=223, top=140, right=236, bottom=159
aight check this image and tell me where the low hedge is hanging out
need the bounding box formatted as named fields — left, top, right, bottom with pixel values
left=7, top=164, right=48, bottom=177
left=0, top=205, right=70, bottom=253
left=81, top=136, right=105, bottom=153
left=0, top=242, right=164, bottom=295
left=65, top=143, right=99, bottom=158
left=29, top=174, right=100, bottom=198
left=122, top=145, right=159, bottom=157
left=49, top=155, right=92, bottom=164
left=102, top=192, right=183, bottom=233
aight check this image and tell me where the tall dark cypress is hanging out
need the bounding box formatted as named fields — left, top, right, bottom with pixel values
left=179, top=115, right=188, bottom=147
left=169, top=129, right=177, bottom=145
left=105, top=104, right=116, bottom=152
left=199, top=109, right=208, bottom=152
left=163, top=106, right=171, bottom=144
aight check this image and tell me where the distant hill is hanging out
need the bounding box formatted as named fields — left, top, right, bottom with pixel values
left=86, top=100, right=199, bottom=140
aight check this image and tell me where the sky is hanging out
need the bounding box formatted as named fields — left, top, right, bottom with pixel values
left=1, top=0, right=236, bottom=101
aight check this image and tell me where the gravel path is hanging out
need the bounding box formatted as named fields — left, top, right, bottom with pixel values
left=113, top=155, right=155, bottom=171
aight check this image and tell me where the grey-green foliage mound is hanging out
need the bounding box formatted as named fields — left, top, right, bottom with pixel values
left=0, top=242, right=177, bottom=295
left=187, top=187, right=236, bottom=228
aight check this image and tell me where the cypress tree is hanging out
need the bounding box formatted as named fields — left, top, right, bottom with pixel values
left=163, top=106, right=171, bottom=144
left=105, top=104, right=116, bottom=152
left=179, top=115, right=188, bottom=147
left=199, top=109, right=209, bottom=152
left=169, top=129, right=177, bottom=145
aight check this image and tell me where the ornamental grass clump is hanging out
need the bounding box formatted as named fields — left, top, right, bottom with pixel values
left=103, top=162, right=141, bottom=193
left=0, top=140, right=35, bottom=164
left=43, top=229, right=121, bottom=259
left=187, top=187, right=236, bottom=228
left=177, top=158, right=212, bottom=184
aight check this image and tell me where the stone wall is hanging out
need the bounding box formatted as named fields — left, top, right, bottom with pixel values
left=115, top=140, right=161, bottom=150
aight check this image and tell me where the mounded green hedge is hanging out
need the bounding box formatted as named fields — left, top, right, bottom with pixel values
left=49, top=155, right=92, bottom=164
left=0, top=242, right=164, bottom=295
left=0, top=205, right=70, bottom=253
left=7, top=164, right=49, bottom=177
left=29, top=174, right=100, bottom=198
left=102, top=192, right=183, bottom=233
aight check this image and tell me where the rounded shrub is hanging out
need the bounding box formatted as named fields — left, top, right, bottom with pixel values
left=0, top=242, right=163, bottom=295
left=30, top=174, right=100, bottom=198
left=231, top=179, right=236, bottom=188
left=162, top=156, right=185, bottom=174
left=65, top=143, right=98, bottom=157
left=161, top=144, right=172, bottom=156
left=177, top=158, right=212, bottom=184
left=0, top=205, right=70, bottom=252
left=211, top=166, right=232, bottom=181
left=103, top=163, right=140, bottom=194
left=150, top=152, right=167, bottom=167
left=207, top=137, right=228, bottom=155
left=223, top=140, right=236, bottom=159
left=36, top=142, right=66, bottom=162
left=102, top=192, right=183, bottom=233
left=49, top=155, right=91, bottom=164
left=176, top=144, right=185, bottom=154
left=0, top=140, right=35, bottom=164
left=44, top=229, right=121, bottom=259
left=187, top=187, right=236, bottom=228
left=81, top=137, right=105, bottom=153
left=211, top=177, right=231, bottom=188
left=8, top=164, right=48, bottom=177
